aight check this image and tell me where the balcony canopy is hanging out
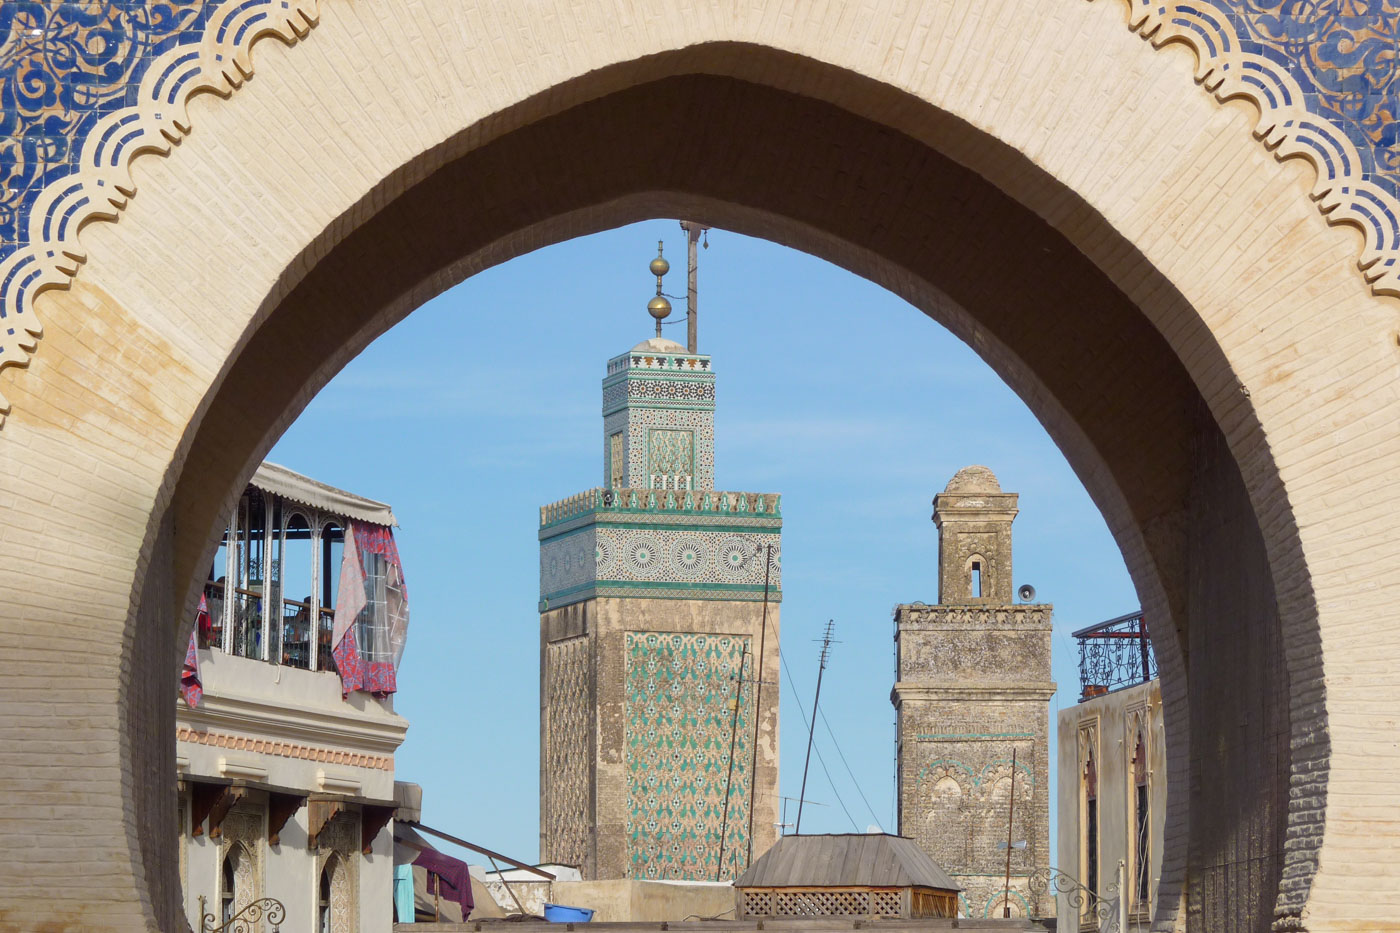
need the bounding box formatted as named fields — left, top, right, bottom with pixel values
left=251, top=461, right=397, bottom=527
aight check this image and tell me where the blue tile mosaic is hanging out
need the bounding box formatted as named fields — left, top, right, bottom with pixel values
left=0, top=1, right=219, bottom=250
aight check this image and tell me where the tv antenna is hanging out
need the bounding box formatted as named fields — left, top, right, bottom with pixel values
left=795, top=621, right=839, bottom=834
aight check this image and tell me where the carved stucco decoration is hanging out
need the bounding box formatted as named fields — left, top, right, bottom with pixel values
left=0, top=0, right=322, bottom=422
left=2, top=0, right=1400, bottom=422
left=316, top=813, right=359, bottom=933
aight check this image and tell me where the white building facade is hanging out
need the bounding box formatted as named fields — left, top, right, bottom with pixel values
left=177, top=464, right=410, bottom=932
left=1055, top=612, right=1166, bottom=932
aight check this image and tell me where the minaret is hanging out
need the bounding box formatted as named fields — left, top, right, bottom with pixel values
left=891, top=466, right=1055, bottom=918
left=538, top=238, right=781, bottom=882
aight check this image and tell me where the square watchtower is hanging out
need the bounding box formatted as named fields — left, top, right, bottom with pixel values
left=539, top=335, right=781, bottom=882
left=892, top=466, right=1055, bottom=919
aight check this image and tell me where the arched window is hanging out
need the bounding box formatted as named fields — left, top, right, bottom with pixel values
left=964, top=554, right=987, bottom=599
left=318, top=857, right=334, bottom=933
left=986, top=893, right=1023, bottom=918
left=219, top=845, right=240, bottom=923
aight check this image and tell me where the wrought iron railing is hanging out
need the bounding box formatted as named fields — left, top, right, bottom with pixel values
left=1028, top=867, right=1120, bottom=931
left=198, top=895, right=284, bottom=932
left=1073, top=610, right=1155, bottom=700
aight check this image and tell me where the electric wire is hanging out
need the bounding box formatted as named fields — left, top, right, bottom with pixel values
left=776, top=643, right=860, bottom=832
left=818, top=704, right=885, bottom=830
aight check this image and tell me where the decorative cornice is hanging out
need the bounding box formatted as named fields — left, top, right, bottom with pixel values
left=895, top=604, right=1054, bottom=628
left=0, top=0, right=323, bottom=423
left=540, top=487, right=781, bottom=532
left=542, top=579, right=783, bottom=611
left=177, top=677, right=409, bottom=755
left=1098, top=0, right=1400, bottom=297
left=176, top=726, right=394, bottom=772
left=891, top=681, right=1058, bottom=704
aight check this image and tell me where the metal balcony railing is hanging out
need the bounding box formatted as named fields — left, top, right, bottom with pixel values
left=1073, top=610, right=1156, bottom=701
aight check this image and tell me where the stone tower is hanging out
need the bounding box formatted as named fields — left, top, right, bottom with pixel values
left=892, top=466, right=1055, bottom=918
left=537, top=251, right=781, bottom=882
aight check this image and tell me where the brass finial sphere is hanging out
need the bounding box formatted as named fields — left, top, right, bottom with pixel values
left=648, top=295, right=672, bottom=320
left=650, top=255, right=670, bottom=277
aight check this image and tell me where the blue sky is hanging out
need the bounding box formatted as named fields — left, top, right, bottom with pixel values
left=269, top=219, right=1138, bottom=866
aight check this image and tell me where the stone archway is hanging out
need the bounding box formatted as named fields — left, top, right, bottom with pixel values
left=1, top=4, right=1396, bottom=932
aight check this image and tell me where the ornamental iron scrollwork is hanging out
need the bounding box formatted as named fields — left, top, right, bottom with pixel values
left=197, top=895, right=285, bottom=933
left=1074, top=610, right=1155, bottom=700
left=1028, top=867, right=1119, bottom=933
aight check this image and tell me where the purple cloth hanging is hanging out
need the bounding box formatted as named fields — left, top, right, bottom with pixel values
left=413, top=846, right=474, bottom=917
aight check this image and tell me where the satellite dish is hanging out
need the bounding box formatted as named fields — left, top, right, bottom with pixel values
left=1018, top=584, right=1036, bottom=603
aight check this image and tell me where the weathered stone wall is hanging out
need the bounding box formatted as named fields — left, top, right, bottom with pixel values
left=894, top=603, right=1054, bottom=919
left=896, top=606, right=1052, bottom=683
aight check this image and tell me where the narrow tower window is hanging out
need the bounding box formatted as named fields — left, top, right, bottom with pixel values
left=971, top=561, right=982, bottom=598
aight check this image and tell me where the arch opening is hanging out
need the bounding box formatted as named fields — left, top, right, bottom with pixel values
left=0, top=37, right=1332, bottom=932
left=151, top=71, right=1298, bottom=932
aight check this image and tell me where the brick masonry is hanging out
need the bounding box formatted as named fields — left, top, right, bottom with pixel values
left=0, top=1, right=1395, bottom=930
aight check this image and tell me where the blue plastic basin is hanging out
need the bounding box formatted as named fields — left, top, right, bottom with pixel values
left=543, top=903, right=595, bottom=923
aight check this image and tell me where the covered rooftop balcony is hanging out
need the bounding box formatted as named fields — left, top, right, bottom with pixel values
left=197, top=463, right=404, bottom=690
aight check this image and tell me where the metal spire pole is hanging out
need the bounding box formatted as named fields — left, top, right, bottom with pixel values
left=678, top=220, right=707, bottom=352
left=796, top=622, right=835, bottom=834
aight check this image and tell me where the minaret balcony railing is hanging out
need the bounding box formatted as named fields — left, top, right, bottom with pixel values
left=1073, top=610, right=1156, bottom=701
left=540, top=487, right=781, bottom=529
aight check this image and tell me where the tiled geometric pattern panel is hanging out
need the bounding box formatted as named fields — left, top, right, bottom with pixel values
left=647, top=429, right=694, bottom=482
left=627, top=409, right=716, bottom=490
left=599, top=528, right=777, bottom=587
left=541, top=525, right=780, bottom=603
left=602, top=375, right=715, bottom=415
left=543, top=635, right=592, bottom=869
left=624, top=632, right=752, bottom=881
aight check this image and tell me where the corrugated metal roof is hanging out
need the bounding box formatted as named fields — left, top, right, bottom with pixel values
left=735, top=834, right=960, bottom=892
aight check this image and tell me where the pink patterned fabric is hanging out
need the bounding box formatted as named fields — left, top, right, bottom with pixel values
left=331, top=521, right=409, bottom=697
left=179, top=594, right=209, bottom=707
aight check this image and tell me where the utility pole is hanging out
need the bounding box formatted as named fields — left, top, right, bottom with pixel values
left=1003, top=748, right=1018, bottom=918
left=796, top=622, right=836, bottom=834
left=745, top=544, right=773, bottom=868
left=678, top=220, right=707, bottom=353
